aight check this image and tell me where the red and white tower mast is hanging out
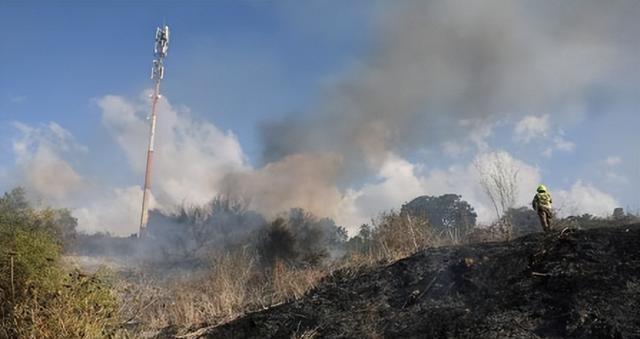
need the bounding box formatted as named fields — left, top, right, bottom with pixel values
left=139, top=25, right=170, bottom=238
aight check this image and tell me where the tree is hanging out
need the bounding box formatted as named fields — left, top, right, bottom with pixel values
left=257, top=218, right=296, bottom=266
left=401, top=194, right=477, bottom=241
left=0, top=187, right=30, bottom=211
left=256, top=209, right=346, bottom=268
left=474, top=152, right=520, bottom=239
left=345, top=224, right=373, bottom=256
left=0, top=187, right=77, bottom=248
left=0, top=187, right=32, bottom=230
left=612, top=208, right=625, bottom=221
left=146, top=195, right=266, bottom=263
left=35, top=208, right=78, bottom=248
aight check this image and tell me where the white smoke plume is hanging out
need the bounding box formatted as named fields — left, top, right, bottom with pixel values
left=11, top=122, right=86, bottom=203
left=515, top=115, right=550, bottom=143
left=99, top=92, right=248, bottom=209
left=335, top=151, right=542, bottom=230
left=73, top=186, right=153, bottom=235
left=554, top=181, right=620, bottom=218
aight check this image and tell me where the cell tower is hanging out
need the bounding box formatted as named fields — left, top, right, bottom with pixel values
left=139, top=25, right=170, bottom=238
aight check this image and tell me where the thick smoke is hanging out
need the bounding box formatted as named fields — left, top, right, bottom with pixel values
left=233, top=1, right=637, bottom=226
left=260, top=0, right=637, bottom=175
left=220, top=153, right=344, bottom=219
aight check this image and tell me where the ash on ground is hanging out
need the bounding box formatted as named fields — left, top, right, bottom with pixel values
left=185, top=224, right=640, bottom=338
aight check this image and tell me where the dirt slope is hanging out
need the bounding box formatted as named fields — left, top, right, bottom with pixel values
left=202, top=224, right=640, bottom=338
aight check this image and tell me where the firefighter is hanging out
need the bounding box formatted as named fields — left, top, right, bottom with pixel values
left=532, top=184, right=553, bottom=232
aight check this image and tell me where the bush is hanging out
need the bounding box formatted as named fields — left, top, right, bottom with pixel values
left=0, top=188, right=119, bottom=338
left=344, top=209, right=458, bottom=263
left=143, top=195, right=266, bottom=265
left=256, top=208, right=347, bottom=268
left=0, top=187, right=78, bottom=249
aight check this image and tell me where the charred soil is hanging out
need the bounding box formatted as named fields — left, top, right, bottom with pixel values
left=190, top=224, right=640, bottom=338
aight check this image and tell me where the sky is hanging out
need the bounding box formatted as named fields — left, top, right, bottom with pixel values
left=1, top=0, right=639, bottom=236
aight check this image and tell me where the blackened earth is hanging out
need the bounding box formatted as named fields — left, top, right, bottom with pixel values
left=187, top=224, right=640, bottom=338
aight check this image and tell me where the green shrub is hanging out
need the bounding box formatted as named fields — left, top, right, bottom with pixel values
left=10, top=269, right=119, bottom=338
left=0, top=188, right=120, bottom=338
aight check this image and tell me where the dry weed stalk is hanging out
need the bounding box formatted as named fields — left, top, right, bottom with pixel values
left=118, top=251, right=327, bottom=335
left=474, top=152, right=520, bottom=240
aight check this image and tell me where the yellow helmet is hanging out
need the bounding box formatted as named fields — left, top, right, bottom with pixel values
left=537, top=184, right=547, bottom=192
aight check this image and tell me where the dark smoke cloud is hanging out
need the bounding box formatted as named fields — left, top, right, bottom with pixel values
left=260, top=0, right=640, bottom=175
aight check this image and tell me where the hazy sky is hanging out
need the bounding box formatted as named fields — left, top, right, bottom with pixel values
left=1, top=1, right=638, bottom=235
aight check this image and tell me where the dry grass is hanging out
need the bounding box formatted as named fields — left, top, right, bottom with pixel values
left=113, top=212, right=491, bottom=335
left=291, top=327, right=320, bottom=339
left=110, top=212, right=508, bottom=336
left=117, top=251, right=327, bottom=336
left=8, top=270, right=120, bottom=339
left=358, top=211, right=459, bottom=263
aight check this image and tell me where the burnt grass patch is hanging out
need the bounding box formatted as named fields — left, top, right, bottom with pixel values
left=184, top=224, right=640, bottom=338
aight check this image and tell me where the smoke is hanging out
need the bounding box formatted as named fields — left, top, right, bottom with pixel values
left=99, top=92, right=248, bottom=208
left=555, top=181, right=620, bottom=218
left=73, top=186, right=152, bottom=235
left=514, top=115, right=550, bottom=143
left=261, top=1, right=633, bottom=167
left=240, top=1, right=636, bottom=230
left=335, top=151, right=542, bottom=228
left=5, top=1, right=636, bottom=235
left=5, top=121, right=151, bottom=235
left=11, top=122, right=87, bottom=203
left=220, top=153, right=344, bottom=220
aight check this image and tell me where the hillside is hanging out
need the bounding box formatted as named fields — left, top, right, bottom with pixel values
left=192, top=224, right=640, bottom=338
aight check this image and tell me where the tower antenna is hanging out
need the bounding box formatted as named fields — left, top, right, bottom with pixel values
left=139, top=24, right=170, bottom=238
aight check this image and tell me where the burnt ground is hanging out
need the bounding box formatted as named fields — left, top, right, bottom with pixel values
left=197, top=224, right=640, bottom=338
